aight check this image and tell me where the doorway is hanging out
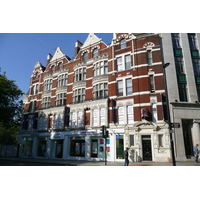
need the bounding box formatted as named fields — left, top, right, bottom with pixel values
left=116, top=135, right=124, bottom=159
left=142, top=135, right=152, bottom=161
left=182, top=119, right=193, bottom=158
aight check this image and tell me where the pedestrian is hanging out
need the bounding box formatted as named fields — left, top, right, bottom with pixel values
left=124, top=147, right=129, bottom=166
left=193, top=144, right=199, bottom=163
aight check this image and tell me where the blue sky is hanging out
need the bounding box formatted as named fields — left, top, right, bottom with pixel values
left=0, top=33, right=113, bottom=94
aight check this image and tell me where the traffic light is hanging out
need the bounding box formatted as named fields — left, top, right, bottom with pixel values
left=105, top=130, right=109, bottom=138
left=100, top=125, right=106, bottom=138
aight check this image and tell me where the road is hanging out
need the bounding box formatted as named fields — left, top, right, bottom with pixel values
left=0, top=159, right=70, bottom=166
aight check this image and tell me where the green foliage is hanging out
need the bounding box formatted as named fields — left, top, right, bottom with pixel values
left=0, top=68, right=24, bottom=144
left=0, top=68, right=24, bottom=127
left=0, top=122, right=20, bottom=145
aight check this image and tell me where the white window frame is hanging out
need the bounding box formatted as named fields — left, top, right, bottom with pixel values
left=117, top=76, right=133, bottom=97
left=92, top=109, right=98, bottom=126
left=58, top=74, right=68, bottom=87
left=116, top=53, right=131, bottom=71
left=118, top=105, right=134, bottom=125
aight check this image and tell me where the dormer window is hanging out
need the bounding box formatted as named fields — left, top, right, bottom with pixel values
left=58, top=62, right=63, bottom=70
left=120, top=38, right=126, bottom=49
left=93, top=48, right=98, bottom=58
left=83, top=52, right=88, bottom=61
left=51, top=65, right=55, bottom=73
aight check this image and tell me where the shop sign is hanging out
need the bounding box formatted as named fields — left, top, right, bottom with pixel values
left=80, top=131, right=97, bottom=134
left=51, top=132, right=64, bottom=140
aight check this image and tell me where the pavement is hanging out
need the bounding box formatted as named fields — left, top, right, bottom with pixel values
left=0, top=156, right=200, bottom=166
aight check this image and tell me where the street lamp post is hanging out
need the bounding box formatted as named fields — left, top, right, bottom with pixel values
left=163, top=63, right=176, bottom=166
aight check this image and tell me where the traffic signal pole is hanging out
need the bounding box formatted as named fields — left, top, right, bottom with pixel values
left=100, top=126, right=108, bottom=166
left=105, top=137, right=107, bottom=166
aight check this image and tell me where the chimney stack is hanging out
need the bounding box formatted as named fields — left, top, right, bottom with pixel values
left=46, top=53, right=53, bottom=66
left=75, top=40, right=83, bottom=56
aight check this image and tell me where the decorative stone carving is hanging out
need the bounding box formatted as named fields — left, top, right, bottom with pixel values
left=143, top=42, right=155, bottom=48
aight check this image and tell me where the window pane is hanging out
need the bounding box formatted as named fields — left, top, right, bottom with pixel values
left=104, top=66, right=108, bottom=74
left=83, top=52, right=88, bottom=61
left=147, top=50, right=152, bottom=65
left=120, top=38, right=126, bottom=49
left=117, top=57, right=123, bottom=71
left=125, top=55, right=131, bottom=69
left=117, top=80, right=123, bottom=96
left=126, top=79, right=132, bottom=95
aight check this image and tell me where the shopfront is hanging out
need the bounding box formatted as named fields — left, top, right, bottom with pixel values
left=51, top=139, right=64, bottom=158
left=69, top=136, right=85, bottom=157
left=37, top=137, right=47, bottom=157
left=90, top=136, right=110, bottom=159
left=20, top=137, right=33, bottom=157
left=116, top=135, right=124, bottom=160
left=50, top=132, right=64, bottom=158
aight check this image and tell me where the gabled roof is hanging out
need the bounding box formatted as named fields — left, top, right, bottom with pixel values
left=34, top=61, right=43, bottom=69
left=50, top=47, right=66, bottom=62
left=81, top=33, right=102, bottom=49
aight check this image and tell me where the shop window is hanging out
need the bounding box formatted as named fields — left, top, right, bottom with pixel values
left=37, top=138, right=47, bottom=157
left=70, top=137, right=85, bottom=157
left=91, top=139, right=98, bottom=158
left=20, top=137, right=33, bottom=157
left=51, top=140, right=63, bottom=158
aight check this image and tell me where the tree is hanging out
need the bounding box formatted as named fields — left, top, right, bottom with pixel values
left=0, top=68, right=24, bottom=126
left=0, top=68, right=24, bottom=144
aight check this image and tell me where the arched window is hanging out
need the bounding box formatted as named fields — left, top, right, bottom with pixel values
left=58, top=62, right=63, bottom=70
left=51, top=65, right=55, bottom=73
left=120, top=38, right=126, bottom=49
left=92, top=48, right=98, bottom=57
left=83, top=52, right=88, bottom=61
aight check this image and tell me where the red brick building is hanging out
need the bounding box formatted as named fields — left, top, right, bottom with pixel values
left=18, top=33, right=171, bottom=162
